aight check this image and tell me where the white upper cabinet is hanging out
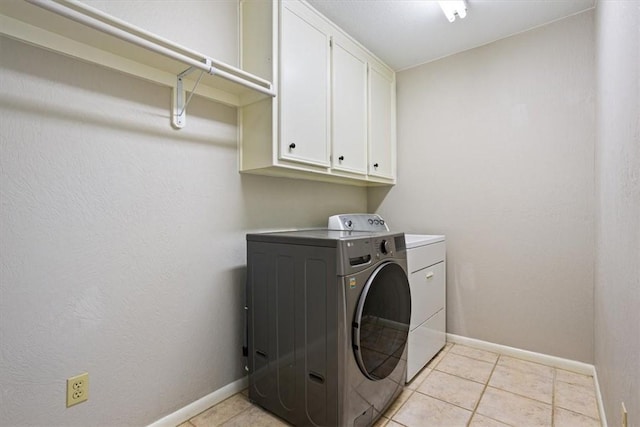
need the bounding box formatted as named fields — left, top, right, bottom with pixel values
left=240, top=0, right=396, bottom=186
left=368, top=64, right=395, bottom=179
left=279, top=4, right=330, bottom=167
left=332, top=38, right=368, bottom=175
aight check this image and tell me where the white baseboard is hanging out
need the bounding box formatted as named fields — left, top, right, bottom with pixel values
left=148, top=376, right=248, bottom=427
left=446, top=333, right=594, bottom=374
left=446, top=333, right=607, bottom=427
left=593, top=367, right=608, bottom=427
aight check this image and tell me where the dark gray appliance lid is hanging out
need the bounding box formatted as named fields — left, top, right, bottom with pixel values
left=246, top=229, right=402, bottom=247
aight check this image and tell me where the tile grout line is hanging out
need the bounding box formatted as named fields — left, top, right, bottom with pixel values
left=465, top=351, right=504, bottom=427
left=553, top=374, right=603, bottom=424
left=554, top=406, right=603, bottom=423
left=412, top=345, right=500, bottom=416
left=218, top=403, right=252, bottom=427
left=483, top=371, right=557, bottom=407
left=385, top=343, right=453, bottom=425
left=384, top=383, right=415, bottom=422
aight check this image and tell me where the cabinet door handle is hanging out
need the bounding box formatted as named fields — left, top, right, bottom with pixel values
left=426, top=271, right=434, bottom=279
left=373, top=163, right=379, bottom=168
left=338, top=155, right=344, bottom=161
left=289, top=143, right=296, bottom=150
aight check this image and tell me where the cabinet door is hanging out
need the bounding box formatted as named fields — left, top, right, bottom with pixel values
left=368, top=65, right=395, bottom=179
left=279, top=3, right=330, bottom=167
left=332, top=40, right=367, bottom=175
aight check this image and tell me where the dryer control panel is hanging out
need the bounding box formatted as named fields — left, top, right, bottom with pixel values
left=328, top=213, right=389, bottom=232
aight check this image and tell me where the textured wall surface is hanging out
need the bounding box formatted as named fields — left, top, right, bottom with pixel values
left=0, top=4, right=366, bottom=424
left=370, top=11, right=596, bottom=362
left=594, top=1, right=640, bottom=426
left=82, top=0, right=240, bottom=64
left=3, top=1, right=638, bottom=425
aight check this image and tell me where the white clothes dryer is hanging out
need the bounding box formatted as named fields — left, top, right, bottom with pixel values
left=404, top=234, right=446, bottom=382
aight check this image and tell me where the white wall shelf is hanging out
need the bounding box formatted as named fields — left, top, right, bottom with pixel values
left=0, top=0, right=275, bottom=126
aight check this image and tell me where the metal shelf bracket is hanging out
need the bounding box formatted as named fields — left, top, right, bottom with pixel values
left=172, top=59, right=212, bottom=129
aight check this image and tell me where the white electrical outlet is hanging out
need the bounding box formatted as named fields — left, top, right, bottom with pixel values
left=621, top=402, right=628, bottom=427
left=66, top=372, right=89, bottom=407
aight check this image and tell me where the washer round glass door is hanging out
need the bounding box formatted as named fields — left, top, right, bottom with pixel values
left=353, top=261, right=411, bottom=380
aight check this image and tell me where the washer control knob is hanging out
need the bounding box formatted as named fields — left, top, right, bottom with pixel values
left=368, top=219, right=374, bottom=225
left=380, top=240, right=390, bottom=254
left=345, top=219, right=353, bottom=229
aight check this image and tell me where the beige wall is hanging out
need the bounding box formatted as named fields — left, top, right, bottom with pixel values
left=0, top=3, right=366, bottom=424
left=370, top=11, right=596, bottom=363
left=594, top=1, right=640, bottom=426
left=3, top=1, right=638, bottom=425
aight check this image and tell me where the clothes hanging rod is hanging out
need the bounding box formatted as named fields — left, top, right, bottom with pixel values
left=59, top=0, right=270, bottom=86
left=24, top=0, right=276, bottom=98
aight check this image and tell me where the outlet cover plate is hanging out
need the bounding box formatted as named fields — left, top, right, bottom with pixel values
left=66, top=372, right=89, bottom=407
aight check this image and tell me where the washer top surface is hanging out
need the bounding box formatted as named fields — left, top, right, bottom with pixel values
left=405, top=234, right=445, bottom=248
left=247, top=228, right=403, bottom=247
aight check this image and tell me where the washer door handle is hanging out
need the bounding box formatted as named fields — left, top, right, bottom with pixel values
left=426, top=271, right=435, bottom=279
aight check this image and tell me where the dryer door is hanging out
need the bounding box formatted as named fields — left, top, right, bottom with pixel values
left=353, top=261, right=411, bottom=380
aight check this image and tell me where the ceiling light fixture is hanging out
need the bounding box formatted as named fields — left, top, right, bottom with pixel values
left=438, top=0, right=467, bottom=23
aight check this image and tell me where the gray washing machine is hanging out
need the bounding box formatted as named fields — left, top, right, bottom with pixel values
left=246, top=229, right=411, bottom=426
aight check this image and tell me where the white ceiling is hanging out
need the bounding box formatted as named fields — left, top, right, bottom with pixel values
left=306, top=0, right=596, bottom=71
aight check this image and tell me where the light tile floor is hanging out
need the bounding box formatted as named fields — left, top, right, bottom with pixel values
left=178, top=342, right=602, bottom=427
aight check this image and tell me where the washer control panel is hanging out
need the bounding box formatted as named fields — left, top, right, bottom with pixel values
left=328, top=213, right=389, bottom=232
left=341, top=232, right=406, bottom=274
